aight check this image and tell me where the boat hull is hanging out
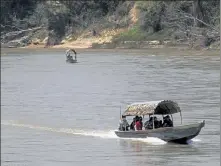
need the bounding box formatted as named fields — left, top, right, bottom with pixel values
left=115, top=120, right=205, bottom=144
left=66, top=59, right=77, bottom=63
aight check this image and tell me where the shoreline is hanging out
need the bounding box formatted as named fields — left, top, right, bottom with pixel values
left=1, top=45, right=220, bottom=56
left=2, top=40, right=220, bottom=51
left=1, top=36, right=220, bottom=56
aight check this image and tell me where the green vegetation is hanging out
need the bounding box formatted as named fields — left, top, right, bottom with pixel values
left=1, top=0, right=220, bottom=49
left=113, top=26, right=146, bottom=42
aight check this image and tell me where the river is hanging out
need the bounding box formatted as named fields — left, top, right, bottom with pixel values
left=1, top=48, right=220, bottom=166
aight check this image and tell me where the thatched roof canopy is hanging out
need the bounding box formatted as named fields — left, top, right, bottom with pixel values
left=123, top=100, right=181, bottom=116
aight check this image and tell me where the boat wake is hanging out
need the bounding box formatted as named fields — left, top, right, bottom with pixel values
left=187, top=138, right=202, bottom=144
left=124, top=137, right=167, bottom=145
left=191, top=138, right=201, bottom=142
left=1, top=120, right=199, bottom=145
left=2, top=120, right=118, bottom=138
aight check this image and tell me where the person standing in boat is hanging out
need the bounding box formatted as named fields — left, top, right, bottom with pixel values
left=119, top=115, right=129, bottom=131
left=66, top=49, right=72, bottom=60
left=72, top=49, right=77, bottom=61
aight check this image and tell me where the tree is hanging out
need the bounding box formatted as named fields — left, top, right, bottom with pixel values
left=192, top=0, right=204, bottom=27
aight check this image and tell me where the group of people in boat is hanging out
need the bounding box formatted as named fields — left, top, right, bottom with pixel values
left=119, top=115, right=173, bottom=131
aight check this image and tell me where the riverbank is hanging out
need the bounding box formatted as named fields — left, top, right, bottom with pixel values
left=1, top=26, right=220, bottom=56
left=2, top=1, right=219, bottom=54
left=4, top=38, right=218, bottom=51
left=1, top=22, right=219, bottom=51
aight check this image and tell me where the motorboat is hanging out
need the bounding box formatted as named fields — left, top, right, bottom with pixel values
left=115, top=100, right=205, bottom=144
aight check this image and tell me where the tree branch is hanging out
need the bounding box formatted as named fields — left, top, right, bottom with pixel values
left=1, top=26, right=43, bottom=41
left=175, top=9, right=219, bottom=32
left=1, top=24, right=23, bottom=31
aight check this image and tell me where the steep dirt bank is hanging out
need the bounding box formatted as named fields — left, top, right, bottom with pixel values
left=22, top=26, right=219, bottom=50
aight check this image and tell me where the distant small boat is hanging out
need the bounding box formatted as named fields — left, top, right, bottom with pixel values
left=115, top=100, right=205, bottom=144
left=66, top=49, right=77, bottom=63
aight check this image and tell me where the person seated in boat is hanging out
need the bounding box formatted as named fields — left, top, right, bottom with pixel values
left=119, top=115, right=129, bottom=131
left=130, top=117, right=136, bottom=130
left=158, top=120, right=163, bottom=128
left=135, top=115, right=139, bottom=121
left=153, top=117, right=162, bottom=128
left=144, top=117, right=153, bottom=130
left=154, top=117, right=158, bottom=128
left=139, top=116, right=143, bottom=129
left=166, top=115, right=173, bottom=127
left=144, top=119, right=148, bottom=130
left=163, top=115, right=173, bottom=127
left=135, top=118, right=142, bottom=130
